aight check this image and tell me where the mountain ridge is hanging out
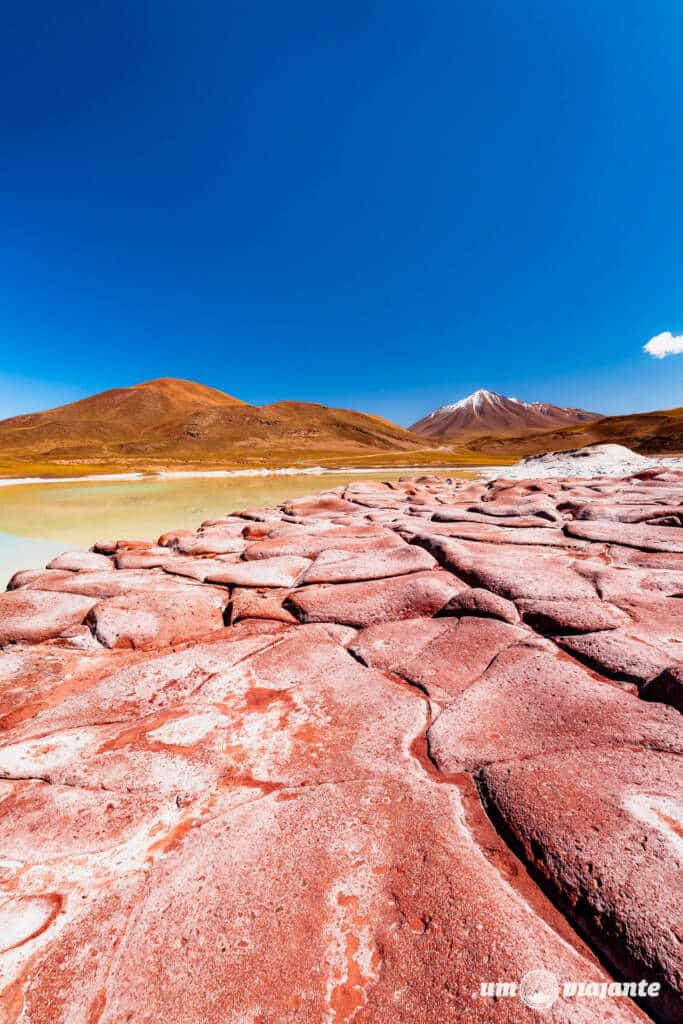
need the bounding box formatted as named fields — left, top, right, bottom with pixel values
left=411, top=389, right=602, bottom=439
left=0, top=377, right=449, bottom=478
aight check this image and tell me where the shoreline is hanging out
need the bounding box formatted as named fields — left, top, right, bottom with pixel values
left=0, top=463, right=490, bottom=489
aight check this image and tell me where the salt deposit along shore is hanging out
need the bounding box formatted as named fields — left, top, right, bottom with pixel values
left=0, top=467, right=681, bottom=1022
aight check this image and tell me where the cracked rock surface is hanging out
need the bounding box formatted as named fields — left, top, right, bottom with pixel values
left=0, top=469, right=681, bottom=1023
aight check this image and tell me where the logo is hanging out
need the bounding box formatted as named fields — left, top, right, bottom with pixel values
left=478, top=972, right=661, bottom=1009
left=519, top=970, right=560, bottom=1011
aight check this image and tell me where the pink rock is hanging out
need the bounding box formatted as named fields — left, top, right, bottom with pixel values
left=415, top=537, right=596, bottom=601
left=557, top=629, right=677, bottom=686
left=7, top=776, right=643, bottom=1024
left=46, top=551, right=113, bottom=572
left=174, top=533, right=246, bottom=556
left=22, top=569, right=206, bottom=598
left=229, top=587, right=299, bottom=624
left=243, top=526, right=406, bottom=561
left=285, top=570, right=465, bottom=628
left=418, top=522, right=569, bottom=546
left=281, top=494, right=361, bottom=516
left=480, top=749, right=683, bottom=1022
left=518, top=598, right=629, bottom=634
left=0, top=590, right=98, bottom=645
left=428, top=645, right=681, bottom=770
left=114, top=548, right=171, bottom=569
left=440, top=588, right=520, bottom=624
left=204, top=555, right=312, bottom=588
left=301, top=544, right=436, bottom=584
left=350, top=615, right=527, bottom=701
left=565, top=519, right=683, bottom=553
left=6, top=568, right=74, bottom=591
left=87, top=588, right=229, bottom=649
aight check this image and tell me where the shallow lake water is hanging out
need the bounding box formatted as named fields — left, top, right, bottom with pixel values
left=0, top=468, right=480, bottom=586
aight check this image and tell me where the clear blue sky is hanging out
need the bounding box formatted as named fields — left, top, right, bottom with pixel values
left=2, top=1, right=682, bottom=425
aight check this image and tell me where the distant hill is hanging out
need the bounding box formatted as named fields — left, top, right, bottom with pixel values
left=411, top=389, right=601, bottom=439
left=465, top=403, right=683, bottom=459
left=0, top=377, right=447, bottom=477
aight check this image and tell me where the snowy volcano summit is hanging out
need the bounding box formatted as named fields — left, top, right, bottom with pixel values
left=410, top=389, right=601, bottom=439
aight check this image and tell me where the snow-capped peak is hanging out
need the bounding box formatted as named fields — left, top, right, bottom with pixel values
left=429, top=389, right=506, bottom=417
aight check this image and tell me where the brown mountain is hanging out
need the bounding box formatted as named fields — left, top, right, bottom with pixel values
left=411, top=389, right=602, bottom=439
left=0, top=377, right=444, bottom=477
left=465, top=403, right=683, bottom=459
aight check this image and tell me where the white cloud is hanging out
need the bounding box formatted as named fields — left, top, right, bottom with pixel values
left=643, top=331, right=683, bottom=359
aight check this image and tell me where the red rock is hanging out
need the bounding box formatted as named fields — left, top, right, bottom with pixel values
left=480, top=749, right=683, bottom=1022
left=285, top=570, right=464, bottom=627
left=3, top=774, right=643, bottom=1024
left=87, top=588, right=229, bottom=649
left=428, top=645, right=681, bottom=770
left=433, top=508, right=557, bottom=528
left=440, top=587, right=520, bottom=623
left=565, top=519, right=683, bottom=553
left=114, top=547, right=172, bottom=569
left=229, top=586, right=299, bottom=624
left=281, top=493, right=360, bottom=516
left=350, top=615, right=527, bottom=701
left=243, top=526, right=406, bottom=561
left=415, top=536, right=596, bottom=601
left=518, top=598, right=629, bottom=634
left=301, top=543, right=436, bottom=584
left=46, top=550, right=113, bottom=571
left=22, top=569, right=206, bottom=598
left=6, top=568, right=74, bottom=590
left=424, top=522, right=570, bottom=546
left=605, top=545, right=683, bottom=570
left=0, top=590, right=98, bottom=646
left=175, top=534, right=246, bottom=556
left=557, top=629, right=677, bottom=686
left=204, top=555, right=312, bottom=587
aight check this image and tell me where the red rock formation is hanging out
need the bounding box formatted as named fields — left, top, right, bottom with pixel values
left=0, top=469, right=682, bottom=1022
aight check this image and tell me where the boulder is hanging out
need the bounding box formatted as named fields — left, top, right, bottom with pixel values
left=301, top=544, right=436, bottom=584
left=440, top=588, right=520, bottom=624
left=285, top=571, right=464, bottom=628
left=46, top=551, right=113, bottom=572
left=0, top=590, right=98, bottom=646
left=87, top=588, right=229, bottom=649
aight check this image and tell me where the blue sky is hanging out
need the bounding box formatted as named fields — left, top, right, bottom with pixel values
left=2, top=1, right=682, bottom=425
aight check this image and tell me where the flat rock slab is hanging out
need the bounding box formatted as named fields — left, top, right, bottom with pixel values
left=416, top=536, right=597, bottom=601
left=285, top=570, right=464, bottom=627
left=301, top=543, right=436, bottom=584
left=480, top=749, right=683, bottom=1022
left=0, top=590, right=98, bottom=646
left=350, top=615, right=528, bottom=701
left=87, top=588, right=229, bottom=649
left=46, top=550, right=113, bottom=572
left=229, top=585, right=299, bottom=624
left=557, top=629, right=678, bottom=686
left=428, top=645, right=682, bottom=770
left=204, top=554, right=312, bottom=588
left=518, top=598, right=630, bottom=635
left=243, top=527, right=406, bottom=561
left=566, top=519, right=683, bottom=553
left=0, top=770, right=645, bottom=1024
left=21, top=569, right=206, bottom=599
